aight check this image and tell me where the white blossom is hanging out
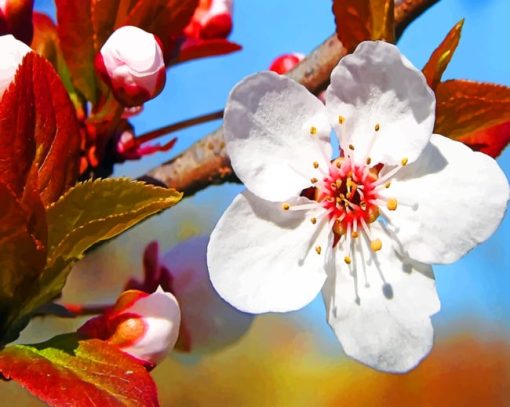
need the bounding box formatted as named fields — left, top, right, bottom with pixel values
left=207, top=41, right=509, bottom=372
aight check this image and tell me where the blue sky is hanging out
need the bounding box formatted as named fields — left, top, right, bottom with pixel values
left=34, top=0, right=510, bottom=339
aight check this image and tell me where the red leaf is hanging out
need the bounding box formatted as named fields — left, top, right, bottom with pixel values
left=422, top=19, right=464, bottom=90
left=333, top=0, right=394, bottom=52
left=0, top=335, right=159, bottom=407
left=177, top=38, right=241, bottom=63
left=55, top=0, right=99, bottom=103
left=435, top=80, right=510, bottom=139
left=0, top=52, right=81, bottom=205
left=457, top=121, right=510, bottom=158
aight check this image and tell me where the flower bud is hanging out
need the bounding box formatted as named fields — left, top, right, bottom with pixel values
left=95, top=26, right=166, bottom=107
left=185, top=0, right=233, bottom=40
left=269, top=52, right=304, bottom=75
left=0, top=34, right=31, bottom=98
left=0, top=0, right=34, bottom=44
left=79, top=287, right=181, bottom=367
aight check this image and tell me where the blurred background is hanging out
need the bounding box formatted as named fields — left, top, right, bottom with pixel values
left=4, top=0, right=510, bottom=405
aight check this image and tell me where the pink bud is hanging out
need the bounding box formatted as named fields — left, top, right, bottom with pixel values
left=185, top=0, right=233, bottom=40
left=269, top=52, right=305, bottom=75
left=96, top=26, right=166, bottom=107
left=0, top=0, right=34, bottom=44
left=0, top=34, right=31, bottom=98
left=79, top=287, right=181, bottom=367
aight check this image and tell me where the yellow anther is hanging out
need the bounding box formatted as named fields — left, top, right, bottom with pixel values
left=310, top=217, right=317, bottom=224
left=310, top=126, right=318, bottom=135
left=282, top=203, right=290, bottom=211
left=330, top=182, right=337, bottom=190
left=366, top=157, right=372, bottom=165
left=386, top=198, right=398, bottom=211
left=348, top=144, right=355, bottom=150
left=336, top=161, right=342, bottom=168
left=338, top=115, right=345, bottom=124
left=344, top=256, right=352, bottom=265
left=310, top=177, right=318, bottom=184
left=313, top=161, right=319, bottom=169
left=370, top=239, right=382, bottom=252
left=384, top=181, right=391, bottom=189
left=335, top=179, right=342, bottom=188
left=315, top=246, right=322, bottom=255
left=375, top=123, right=380, bottom=132
left=352, top=231, right=359, bottom=239
left=401, top=157, right=409, bottom=166
left=360, top=201, right=367, bottom=210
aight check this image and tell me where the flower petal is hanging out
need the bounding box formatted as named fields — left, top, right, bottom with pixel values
left=326, top=41, right=435, bottom=166
left=323, top=224, right=440, bottom=373
left=224, top=71, right=332, bottom=202
left=382, top=134, right=509, bottom=264
left=208, top=191, right=328, bottom=313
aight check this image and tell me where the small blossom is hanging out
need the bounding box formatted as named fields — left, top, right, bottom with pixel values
left=185, top=0, right=233, bottom=40
left=95, top=26, right=166, bottom=107
left=79, top=287, right=180, bottom=367
left=0, top=34, right=31, bottom=98
left=269, top=52, right=304, bottom=75
left=0, top=0, right=33, bottom=44
left=207, top=41, right=509, bottom=372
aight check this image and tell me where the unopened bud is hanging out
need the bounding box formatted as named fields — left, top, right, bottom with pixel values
left=0, top=0, right=34, bottom=44
left=95, top=26, right=166, bottom=107
left=185, top=0, right=233, bottom=40
left=0, top=34, right=31, bottom=98
left=79, top=287, right=180, bottom=367
left=269, top=53, right=304, bottom=75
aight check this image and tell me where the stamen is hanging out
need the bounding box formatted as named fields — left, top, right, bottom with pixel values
left=401, top=157, right=408, bottom=166
left=310, top=177, right=318, bottom=184
left=315, top=246, right=322, bottom=255
left=352, top=231, right=359, bottom=238
left=344, top=256, right=352, bottom=264
left=374, top=123, right=380, bottom=132
left=386, top=198, right=398, bottom=211
left=282, top=203, right=290, bottom=211
left=370, top=239, right=382, bottom=252
left=310, top=126, right=318, bottom=135
left=366, top=157, right=372, bottom=165
left=348, top=144, right=355, bottom=151
left=338, top=115, right=345, bottom=124
left=310, top=217, right=317, bottom=224
left=313, top=161, right=319, bottom=169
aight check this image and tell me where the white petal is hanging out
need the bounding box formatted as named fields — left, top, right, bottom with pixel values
left=383, top=134, right=509, bottom=264
left=224, top=71, right=332, bottom=202
left=162, top=236, right=254, bottom=353
left=122, top=289, right=181, bottom=365
left=0, top=34, right=32, bottom=98
left=326, top=41, right=435, bottom=166
left=323, top=223, right=440, bottom=373
left=208, top=191, right=329, bottom=313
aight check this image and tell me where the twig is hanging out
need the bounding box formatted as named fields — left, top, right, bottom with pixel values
left=136, top=110, right=224, bottom=145
left=141, top=0, right=441, bottom=196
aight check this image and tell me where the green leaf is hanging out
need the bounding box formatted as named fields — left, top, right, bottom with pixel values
left=46, top=178, right=182, bottom=262
left=0, top=334, right=159, bottom=406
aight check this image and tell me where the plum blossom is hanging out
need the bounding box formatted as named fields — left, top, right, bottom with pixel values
left=79, top=287, right=180, bottom=368
left=207, top=41, right=509, bottom=372
left=0, top=34, right=31, bottom=98
left=96, top=26, right=166, bottom=107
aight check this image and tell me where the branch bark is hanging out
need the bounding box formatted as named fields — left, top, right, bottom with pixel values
left=142, top=0, right=440, bottom=196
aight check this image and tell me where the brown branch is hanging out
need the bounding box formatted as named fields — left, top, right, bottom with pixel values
left=142, top=0, right=441, bottom=196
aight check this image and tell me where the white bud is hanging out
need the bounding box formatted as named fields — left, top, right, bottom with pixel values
left=96, top=26, right=166, bottom=106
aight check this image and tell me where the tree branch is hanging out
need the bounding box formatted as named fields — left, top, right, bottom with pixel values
left=141, top=0, right=441, bottom=196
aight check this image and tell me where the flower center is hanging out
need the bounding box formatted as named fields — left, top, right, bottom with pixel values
left=317, top=157, right=381, bottom=241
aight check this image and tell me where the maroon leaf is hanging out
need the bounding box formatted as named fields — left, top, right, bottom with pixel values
left=457, top=121, right=510, bottom=158
left=177, top=38, right=241, bottom=63
left=0, top=334, right=159, bottom=406
left=55, top=0, right=99, bottom=103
